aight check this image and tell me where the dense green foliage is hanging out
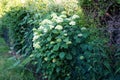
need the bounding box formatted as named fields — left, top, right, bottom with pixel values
left=0, top=37, right=9, bottom=53
left=0, top=0, right=120, bottom=80
left=31, top=12, right=109, bottom=80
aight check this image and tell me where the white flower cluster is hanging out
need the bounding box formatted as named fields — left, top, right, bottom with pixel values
left=81, top=27, right=86, bottom=30
left=51, top=13, right=64, bottom=23
left=41, top=19, right=53, bottom=25
left=69, top=14, right=79, bottom=26
left=33, top=28, right=40, bottom=41
left=51, top=13, right=57, bottom=18
left=49, top=25, right=54, bottom=29
left=69, top=21, right=76, bottom=26
left=33, top=42, right=41, bottom=48
left=38, top=17, right=56, bottom=33
left=55, top=25, right=63, bottom=30
left=71, top=14, right=80, bottom=20
left=33, top=35, right=39, bottom=41
left=38, top=26, right=48, bottom=33
left=33, top=12, right=80, bottom=44
left=56, top=17, right=63, bottom=23
left=51, top=11, right=79, bottom=26
left=78, top=33, right=83, bottom=37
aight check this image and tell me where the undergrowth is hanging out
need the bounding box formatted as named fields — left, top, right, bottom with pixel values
left=0, top=37, right=35, bottom=80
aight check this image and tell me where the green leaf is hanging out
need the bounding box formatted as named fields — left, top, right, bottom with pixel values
left=52, top=30, right=59, bottom=34
left=13, top=60, right=21, bottom=67
left=115, top=67, right=120, bottom=74
left=83, top=33, right=89, bottom=38
left=66, top=54, right=72, bottom=60
left=59, top=52, right=65, bottom=59
left=56, top=67, right=61, bottom=73
left=63, top=37, right=69, bottom=42
left=53, top=44, right=59, bottom=51
left=103, top=61, right=111, bottom=72
left=71, top=47, right=76, bottom=55
left=16, top=49, right=21, bottom=54
left=21, top=57, right=31, bottom=65
left=61, top=44, right=68, bottom=49
left=47, top=37, right=51, bottom=41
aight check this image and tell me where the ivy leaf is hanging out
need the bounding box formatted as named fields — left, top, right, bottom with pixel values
left=66, top=54, right=72, bottom=60
left=59, top=52, right=65, bottom=59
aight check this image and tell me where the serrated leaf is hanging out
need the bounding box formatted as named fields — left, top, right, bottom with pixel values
left=59, top=52, right=65, bottom=59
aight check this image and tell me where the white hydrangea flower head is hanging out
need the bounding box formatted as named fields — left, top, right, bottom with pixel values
left=33, top=42, right=40, bottom=48
left=66, top=18, right=71, bottom=21
left=55, top=25, right=63, bottom=30
left=49, top=25, right=54, bottom=29
left=33, top=28, right=37, bottom=31
left=41, top=19, right=53, bottom=25
left=51, top=13, right=57, bottom=18
left=43, top=28, right=48, bottom=33
left=38, top=26, right=44, bottom=30
left=72, top=14, right=80, bottom=20
left=44, top=57, right=48, bottom=61
left=69, top=21, right=76, bottom=26
left=34, top=31, right=38, bottom=35
left=33, top=35, right=39, bottom=41
left=56, top=17, right=63, bottom=23
left=81, top=27, right=86, bottom=30
left=52, top=59, right=56, bottom=63
left=78, top=33, right=83, bottom=37
left=64, top=33, right=67, bottom=36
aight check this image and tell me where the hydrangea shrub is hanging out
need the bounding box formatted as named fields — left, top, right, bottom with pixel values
left=32, top=11, right=89, bottom=80
left=31, top=10, right=109, bottom=80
